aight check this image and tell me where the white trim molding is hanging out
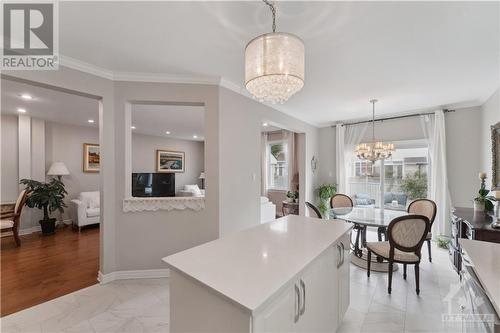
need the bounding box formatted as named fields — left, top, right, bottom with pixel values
left=122, top=197, right=205, bottom=213
left=98, top=269, right=170, bottom=284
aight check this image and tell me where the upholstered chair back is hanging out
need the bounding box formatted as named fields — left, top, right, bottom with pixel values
left=14, top=190, right=28, bottom=214
left=408, top=199, right=437, bottom=225
left=330, top=194, right=353, bottom=209
left=305, top=202, right=322, bottom=219
left=388, top=215, right=430, bottom=253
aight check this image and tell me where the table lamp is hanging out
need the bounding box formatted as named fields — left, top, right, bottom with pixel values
left=47, top=162, right=70, bottom=181
left=199, top=172, right=205, bottom=190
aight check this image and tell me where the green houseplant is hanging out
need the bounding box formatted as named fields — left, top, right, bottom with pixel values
left=316, top=184, right=337, bottom=218
left=286, top=190, right=299, bottom=203
left=20, top=178, right=67, bottom=235
left=400, top=172, right=428, bottom=200
left=474, top=173, right=496, bottom=212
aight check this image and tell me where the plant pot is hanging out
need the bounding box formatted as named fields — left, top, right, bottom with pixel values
left=39, top=218, right=56, bottom=235
left=474, top=201, right=485, bottom=212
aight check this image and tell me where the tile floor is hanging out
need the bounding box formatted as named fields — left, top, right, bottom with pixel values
left=1, top=244, right=464, bottom=333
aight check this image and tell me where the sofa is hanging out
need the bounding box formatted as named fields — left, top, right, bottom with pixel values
left=260, top=196, right=276, bottom=223
left=71, top=191, right=100, bottom=230
left=177, top=184, right=205, bottom=197
left=353, top=193, right=375, bottom=207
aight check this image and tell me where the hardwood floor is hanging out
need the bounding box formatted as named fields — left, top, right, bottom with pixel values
left=1, top=225, right=99, bottom=316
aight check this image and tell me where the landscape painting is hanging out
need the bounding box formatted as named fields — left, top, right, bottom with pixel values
left=156, top=150, right=185, bottom=173
left=83, top=143, right=100, bottom=172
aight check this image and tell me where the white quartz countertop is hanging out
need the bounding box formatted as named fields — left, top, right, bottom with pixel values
left=460, top=239, right=500, bottom=316
left=163, top=215, right=352, bottom=312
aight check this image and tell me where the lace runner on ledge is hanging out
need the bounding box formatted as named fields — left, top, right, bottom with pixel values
left=123, top=197, right=205, bottom=213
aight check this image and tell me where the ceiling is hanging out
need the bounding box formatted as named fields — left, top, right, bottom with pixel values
left=57, top=1, right=499, bottom=126
left=1, top=79, right=205, bottom=141
left=1, top=79, right=100, bottom=127
left=131, top=104, right=205, bottom=141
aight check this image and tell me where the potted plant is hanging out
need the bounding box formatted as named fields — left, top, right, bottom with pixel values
left=474, top=172, right=496, bottom=212
left=20, top=178, right=67, bottom=235
left=286, top=190, right=299, bottom=203
left=316, top=184, right=337, bottom=218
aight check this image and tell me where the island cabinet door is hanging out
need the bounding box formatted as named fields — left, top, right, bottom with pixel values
left=295, top=246, right=339, bottom=332
left=252, top=282, right=297, bottom=332
left=338, top=232, right=350, bottom=321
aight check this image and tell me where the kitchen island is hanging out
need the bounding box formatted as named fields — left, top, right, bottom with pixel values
left=162, top=215, right=352, bottom=333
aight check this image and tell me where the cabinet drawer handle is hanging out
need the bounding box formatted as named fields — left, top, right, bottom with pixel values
left=294, top=284, right=300, bottom=323
left=340, top=242, right=345, bottom=266
left=299, top=279, right=306, bottom=316
left=336, top=244, right=342, bottom=268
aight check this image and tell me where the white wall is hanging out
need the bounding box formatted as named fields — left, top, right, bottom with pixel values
left=1, top=115, right=19, bottom=202
left=113, top=81, right=219, bottom=271
left=45, top=121, right=100, bottom=221
left=132, top=133, right=204, bottom=192
left=318, top=126, right=336, bottom=187
left=219, top=87, right=320, bottom=235
left=445, top=107, right=482, bottom=207
left=480, top=89, right=500, bottom=182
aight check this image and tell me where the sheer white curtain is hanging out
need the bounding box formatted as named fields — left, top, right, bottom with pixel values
left=283, top=130, right=298, bottom=191
left=261, top=133, right=268, bottom=197
left=420, top=111, right=452, bottom=237
left=336, top=123, right=368, bottom=194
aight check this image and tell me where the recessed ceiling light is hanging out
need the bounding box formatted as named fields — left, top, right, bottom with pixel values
left=17, top=108, right=26, bottom=113
left=165, top=131, right=171, bottom=135
left=193, top=135, right=198, bottom=139
left=88, top=119, right=95, bottom=123
left=263, top=122, right=269, bottom=127
left=131, top=126, right=136, bottom=130
left=20, top=94, right=32, bottom=100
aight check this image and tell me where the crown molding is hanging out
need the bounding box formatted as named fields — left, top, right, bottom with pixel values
left=59, top=55, right=114, bottom=80
left=59, top=55, right=220, bottom=85
left=58, top=55, right=311, bottom=125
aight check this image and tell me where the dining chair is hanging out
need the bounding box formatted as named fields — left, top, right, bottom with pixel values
left=407, top=199, right=437, bottom=262
left=366, top=214, right=430, bottom=295
left=330, top=194, right=353, bottom=209
left=305, top=201, right=322, bottom=219
left=0, top=190, right=28, bottom=246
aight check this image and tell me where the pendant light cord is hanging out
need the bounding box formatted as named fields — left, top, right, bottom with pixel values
left=370, top=99, right=377, bottom=143
left=263, top=0, right=276, bottom=32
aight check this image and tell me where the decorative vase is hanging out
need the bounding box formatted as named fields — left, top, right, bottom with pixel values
left=474, top=201, right=485, bottom=212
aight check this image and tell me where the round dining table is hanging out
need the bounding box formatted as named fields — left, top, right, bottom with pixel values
left=329, top=206, right=408, bottom=272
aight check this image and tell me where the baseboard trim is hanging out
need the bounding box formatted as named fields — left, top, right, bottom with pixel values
left=97, top=269, right=170, bottom=284
left=19, top=226, right=41, bottom=235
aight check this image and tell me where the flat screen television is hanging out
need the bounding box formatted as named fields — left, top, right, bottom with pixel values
left=132, top=173, right=175, bottom=197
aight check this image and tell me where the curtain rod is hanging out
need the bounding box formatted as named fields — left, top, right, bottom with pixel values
left=336, top=109, right=455, bottom=127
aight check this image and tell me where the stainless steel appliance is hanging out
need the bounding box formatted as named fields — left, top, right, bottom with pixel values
left=460, top=252, right=500, bottom=333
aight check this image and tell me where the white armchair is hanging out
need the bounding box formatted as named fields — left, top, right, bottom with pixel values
left=71, top=191, right=100, bottom=231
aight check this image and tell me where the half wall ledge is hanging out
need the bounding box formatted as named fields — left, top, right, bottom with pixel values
left=123, top=197, right=205, bottom=213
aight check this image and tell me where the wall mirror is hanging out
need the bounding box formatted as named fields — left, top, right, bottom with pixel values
left=492, top=122, right=500, bottom=190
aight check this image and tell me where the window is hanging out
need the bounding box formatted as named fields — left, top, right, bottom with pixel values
left=347, top=142, right=429, bottom=209
left=268, top=141, right=288, bottom=190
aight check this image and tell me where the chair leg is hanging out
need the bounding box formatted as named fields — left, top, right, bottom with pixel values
left=427, top=239, right=432, bottom=262
left=403, top=264, right=407, bottom=280
left=367, top=250, right=371, bottom=277
left=388, top=261, right=393, bottom=294
left=13, top=229, right=21, bottom=246
left=415, top=263, right=420, bottom=295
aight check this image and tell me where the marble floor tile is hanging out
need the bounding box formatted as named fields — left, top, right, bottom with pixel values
left=1, top=243, right=459, bottom=333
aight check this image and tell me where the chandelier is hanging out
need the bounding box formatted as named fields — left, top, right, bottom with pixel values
left=245, top=0, right=305, bottom=104
left=355, top=99, right=395, bottom=162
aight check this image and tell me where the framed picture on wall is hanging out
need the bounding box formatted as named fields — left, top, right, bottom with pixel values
left=83, top=143, right=100, bottom=173
left=156, top=150, right=185, bottom=173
